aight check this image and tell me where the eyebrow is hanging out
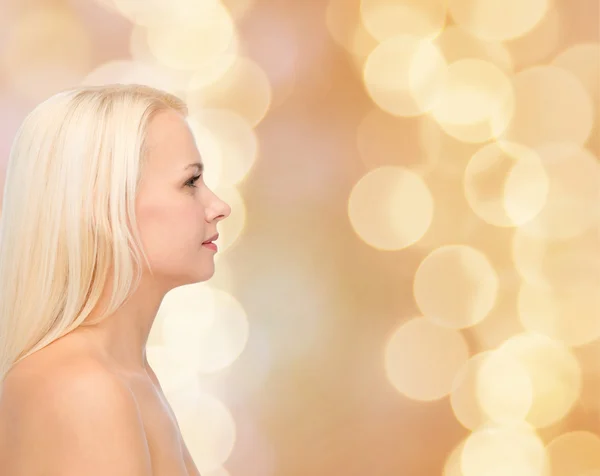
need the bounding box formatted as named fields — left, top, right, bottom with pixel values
left=185, top=162, right=204, bottom=173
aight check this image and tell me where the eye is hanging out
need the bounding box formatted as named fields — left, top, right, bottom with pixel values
left=185, top=174, right=202, bottom=188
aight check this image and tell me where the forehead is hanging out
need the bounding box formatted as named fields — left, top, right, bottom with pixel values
left=144, top=110, right=200, bottom=169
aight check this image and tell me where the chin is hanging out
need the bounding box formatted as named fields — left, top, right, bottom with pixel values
left=194, top=267, right=215, bottom=283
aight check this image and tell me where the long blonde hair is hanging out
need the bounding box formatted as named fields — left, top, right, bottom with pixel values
left=0, top=84, right=188, bottom=383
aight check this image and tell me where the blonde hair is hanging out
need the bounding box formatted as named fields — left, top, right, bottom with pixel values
left=0, top=84, right=188, bottom=383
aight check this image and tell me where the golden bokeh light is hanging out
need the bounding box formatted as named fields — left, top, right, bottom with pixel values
left=190, top=109, right=258, bottom=187
left=451, top=350, right=532, bottom=430
left=221, top=0, right=256, bottom=20
left=431, top=59, right=514, bottom=143
left=359, top=0, right=447, bottom=42
left=464, top=141, right=548, bottom=227
left=187, top=56, right=272, bottom=127
left=414, top=245, right=499, bottom=329
left=518, top=279, right=600, bottom=347
left=448, top=0, right=550, bottom=42
left=546, top=431, right=600, bottom=476
left=552, top=42, right=600, bottom=104
left=384, top=316, right=469, bottom=401
left=160, top=284, right=249, bottom=374
left=81, top=59, right=190, bottom=97
left=145, top=1, right=237, bottom=72
left=347, top=166, right=434, bottom=250
left=187, top=116, right=226, bottom=186
left=516, top=143, right=600, bottom=241
left=185, top=50, right=239, bottom=92
left=551, top=42, right=600, bottom=110
left=500, top=66, right=594, bottom=148
left=325, top=0, right=379, bottom=62
left=111, top=0, right=173, bottom=26
left=168, top=389, right=237, bottom=473
left=146, top=344, right=202, bottom=393
left=2, top=6, right=92, bottom=101
left=511, top=226, right=600, bottom=290
left=503, top=4, right=563, bottom=72
left=461, top=423, right=549, bottom=476
left=113, top=0, right=223, bottom=28
left=434, top=25, right=514, bottom=73
left=498, top=333, right=582, bottom=428
left=363, top=34, right=447, bottom=116
left=444, top=438, right=467, bottom=476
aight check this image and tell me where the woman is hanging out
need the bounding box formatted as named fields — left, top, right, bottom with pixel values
left=0, top=84, right=231, bottom=475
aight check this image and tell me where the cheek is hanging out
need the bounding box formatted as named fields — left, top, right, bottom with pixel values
left=136, top=200, right=203, bottom=264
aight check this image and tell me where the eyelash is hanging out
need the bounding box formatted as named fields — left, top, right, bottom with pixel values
left=185, top=174, right=202, bottom=188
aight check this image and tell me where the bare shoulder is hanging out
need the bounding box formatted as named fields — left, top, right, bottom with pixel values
left=0, top=350, right=153, bottom=475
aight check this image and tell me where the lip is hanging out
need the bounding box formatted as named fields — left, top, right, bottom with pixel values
left=202, top=233, right=219, bottom=244
left=202, top=242, right=218, bottom=252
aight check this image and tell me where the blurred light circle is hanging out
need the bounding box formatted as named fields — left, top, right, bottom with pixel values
left=506, top=5, right=563, bottom=71
left=167, top=388, right=236, bottom=473
left=434, top=25, right=514, bottom=73
left=113, top=0, right=222, bottom=27
left=450, top=350, right=532, bottom=430
left=546, top=431, right=600, bottom=476
left=359, top=0, right=447, bottom=42
left=433, top=60, right=514, bottom=143
left=186, top=116, right=225, bottom=187
left=221, top=0, right=257, bottom=20
left=189, top=109, right=258, bottom=186
left=81, top=59, right=189, bottom=97
left=160, top=284, right=249, bottom=373
left=444, top=438, right=468, bottom=476
left=552, top=43, right=600, bottom=103
left=500, top=66, right=594, bottom=148
left=432, top=59, right=514, bottom=130
left=347, top=166, right=434, bottom=250
left=516, top=143, right=600, bottom=241
left=464, top=141, right=548, bottom=227
left=518, top=280, right=600, bottom=347
left=461, top=423, right=548, bottom=476
left=414, top=245, right=499, bottom=329
left=498, top=333, right=582, bottom=428
left=448, top=0, right=550, bottom=42
left=187, top=57, right=272, bottom=126
left=326, top=0, right=379, bottom=60
left=145, top=1, right=237, bottom=72
left=146, top=344, right=200, bottom=393
left=384, top=316, right=469, bottom=401
left=363, top=34, right=447, bottom=117
left=511, top=226, right=600, bottom=290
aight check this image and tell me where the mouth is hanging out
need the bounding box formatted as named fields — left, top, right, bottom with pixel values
left=202, top=233, right=219, bottom=245
left=202, top=242, right=218, bottom=251
left=202, top=233, right=219, bottom=251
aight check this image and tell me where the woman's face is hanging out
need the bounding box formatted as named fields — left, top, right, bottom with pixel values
left=135, top=109, right=231, bottom=289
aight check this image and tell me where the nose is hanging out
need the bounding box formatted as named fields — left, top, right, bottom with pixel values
left=207, top=194, right=231, bottom=222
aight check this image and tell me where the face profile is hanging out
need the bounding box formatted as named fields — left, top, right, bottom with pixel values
left=135, top=109, right=231, bottom=291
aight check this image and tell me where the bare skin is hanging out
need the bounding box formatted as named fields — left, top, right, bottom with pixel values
left=0, top=109, right=231, bottom=474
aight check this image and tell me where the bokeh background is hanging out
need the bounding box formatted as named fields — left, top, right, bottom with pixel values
left=1, top=0, right=599, bottom=475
